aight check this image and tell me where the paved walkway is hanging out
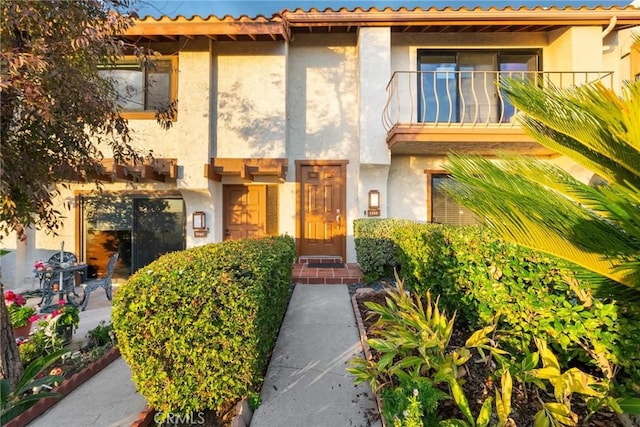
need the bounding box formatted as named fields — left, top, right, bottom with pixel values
left=25, top=284, right=380, bottom=427
left=252, top=285, right=380, bottom=427
left=23, top=287, right=148, bottom=427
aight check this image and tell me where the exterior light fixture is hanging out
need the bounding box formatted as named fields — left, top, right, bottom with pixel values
left=367, top=190, right=380, bottom=217
left=193, top=211, right=208, bottom=237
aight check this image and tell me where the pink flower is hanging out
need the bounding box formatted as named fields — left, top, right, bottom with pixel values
left=58, top=300, right=66, bottom=306
left=29, top=314, right=41, bottom=323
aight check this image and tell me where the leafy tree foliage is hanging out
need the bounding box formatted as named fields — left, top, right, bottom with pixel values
left=0, top=0, right=144, bottom=238
left=444, top=77, right=640, bottom=298
left=0, top=0, right=156, bottom=389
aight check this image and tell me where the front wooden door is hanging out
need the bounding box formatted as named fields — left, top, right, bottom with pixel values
left=298, top=163, right=346, bottom=259
left=223, top=185, right=266, bottom=241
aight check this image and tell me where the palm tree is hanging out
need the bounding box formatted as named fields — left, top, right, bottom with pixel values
left=443, top=72, right=640, bottom=298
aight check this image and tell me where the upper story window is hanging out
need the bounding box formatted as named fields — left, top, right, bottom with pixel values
left=99, top=57, right=178, bottom=119
left=417, top=50, right=539, bottom=124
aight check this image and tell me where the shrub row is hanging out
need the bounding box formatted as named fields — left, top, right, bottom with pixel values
left=355, top=219, right=640, bottom=392
left=353, top=218, right=415, bottom=282
left=112, top=235, right=296, bottom=416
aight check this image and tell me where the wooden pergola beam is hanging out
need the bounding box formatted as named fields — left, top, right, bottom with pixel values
left=204, top=158, right=288, bottom=182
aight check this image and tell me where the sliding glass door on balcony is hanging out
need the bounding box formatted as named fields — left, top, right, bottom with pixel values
left=417, top=51, right=539, bottom=125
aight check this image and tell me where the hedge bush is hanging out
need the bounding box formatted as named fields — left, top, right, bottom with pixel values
left=356, top=219, right=640, bottom=391
left=353, top=218, right=414, bottom=282
left=112, top=235, right=296, bottom=416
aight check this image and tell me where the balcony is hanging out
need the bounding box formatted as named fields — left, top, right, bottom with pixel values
left=383, top=70, right=614, bottom=155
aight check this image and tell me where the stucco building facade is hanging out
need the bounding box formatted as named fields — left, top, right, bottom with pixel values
left=2, top=5, right=639, bottom=288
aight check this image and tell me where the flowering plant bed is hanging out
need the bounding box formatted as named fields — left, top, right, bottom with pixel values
left=5, top=290, right=37, bottom=328
left=351, top=287, right=627, bottom=427
left=5, top=346, right=120, bottom=427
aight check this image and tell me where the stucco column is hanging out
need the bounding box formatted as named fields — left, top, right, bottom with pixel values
left=358, top=27, right=391, bottom=165
left=357, top=27, right=391, bottom=219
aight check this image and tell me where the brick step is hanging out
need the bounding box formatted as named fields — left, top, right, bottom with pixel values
left=291, top=262, right=363, bottom=285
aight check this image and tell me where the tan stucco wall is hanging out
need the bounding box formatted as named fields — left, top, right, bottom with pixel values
left=608, top=25, right=640, bottom=85
left=287, top=33, right=361, bottom=261
left=546, top=26, right=604, bottom=72
left=213, top=41, right=287, bottom=159
left=388, top=155, right=442, bottom=221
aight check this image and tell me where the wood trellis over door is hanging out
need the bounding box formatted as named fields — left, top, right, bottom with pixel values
left=298, top=162, right=347, bottom=260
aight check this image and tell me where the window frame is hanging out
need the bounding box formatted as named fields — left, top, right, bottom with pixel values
left=425, top=169, right=481, bottom=226
left=100, top=56, right=178, bottom=120
left=416, top=49, right=541, bottom=124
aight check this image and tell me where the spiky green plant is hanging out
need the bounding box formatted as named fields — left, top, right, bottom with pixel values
left=443, top=74, right=640, bottom=298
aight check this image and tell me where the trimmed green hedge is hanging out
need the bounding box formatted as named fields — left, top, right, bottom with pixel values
left=356, top=219, right=640, bottom=390
left=112, top=236, right=296, bottom=416
left=353, top=218, right=414, bottom=282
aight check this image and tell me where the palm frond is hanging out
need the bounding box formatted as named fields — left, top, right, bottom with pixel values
left=518, top=116, right=640, bottom=191
left=444, top=154, right=640, bottom=292
left=498, top=156, right=640, bottom=238
left=502, top=79, right=640, bottom=188
left=573, top=267, right=640, bottom=303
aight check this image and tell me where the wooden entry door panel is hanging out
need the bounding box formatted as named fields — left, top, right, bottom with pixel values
left=299, top=164, right=345, bottom=258
left=223, top=185, right=266, bottom=240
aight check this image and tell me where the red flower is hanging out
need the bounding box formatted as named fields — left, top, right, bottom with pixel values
left=5, top=290, right=16, bottom=302
left=58, top=300, right=66, bottom=306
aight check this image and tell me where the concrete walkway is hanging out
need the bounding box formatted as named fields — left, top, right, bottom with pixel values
left=25, top=284, right=380, bottom=426
left=27, top=357, right=146, bottom=427
left=251, top=285, right=380, bottom=427
left=23, top=287, right=148, bottom=427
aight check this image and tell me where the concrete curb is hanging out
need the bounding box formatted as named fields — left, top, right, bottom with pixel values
left=351, top=289, right=386, bottom=427
left=130, top=399, right=253, bottom=427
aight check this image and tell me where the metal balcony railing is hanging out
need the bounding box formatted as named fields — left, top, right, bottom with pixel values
left=383, top=70, right=614, bottom=131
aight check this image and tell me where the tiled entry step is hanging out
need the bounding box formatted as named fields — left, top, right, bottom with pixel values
left=292, top=259, right=363, bottom=285
left=298, top=255, right=343, bottom=264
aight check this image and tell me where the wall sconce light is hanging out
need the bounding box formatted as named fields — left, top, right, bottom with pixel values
left=368, top=190, right=380, bottom=209
left=193, top=211, right=208, bottom=237
left=367, top=190, right=380, bottom=217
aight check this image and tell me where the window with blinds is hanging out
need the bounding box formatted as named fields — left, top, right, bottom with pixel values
left=430, top=174, right=481, bottom=226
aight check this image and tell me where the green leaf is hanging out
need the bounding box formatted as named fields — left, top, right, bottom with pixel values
left=531, top=366, right=560, bottom=381
left=544, top=402, right=578, bottom=426
left=564, top=368, right=604, bottom=398
left=535, top=338, right=561, bottom=372
left=495, top=370, right=512, bottom=425
left=394, top=355, right=425, bottom=370
left=476, top=397, right=493, bottom=427
left=522, top=352, right=540, bottom=372
left=450, top=379, right=474, bottom=426
left=618, top=397, right=640, bottom=414
left=465, top=325, right=493, bottom=348
left=533, top=410, right=550, bottom=427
